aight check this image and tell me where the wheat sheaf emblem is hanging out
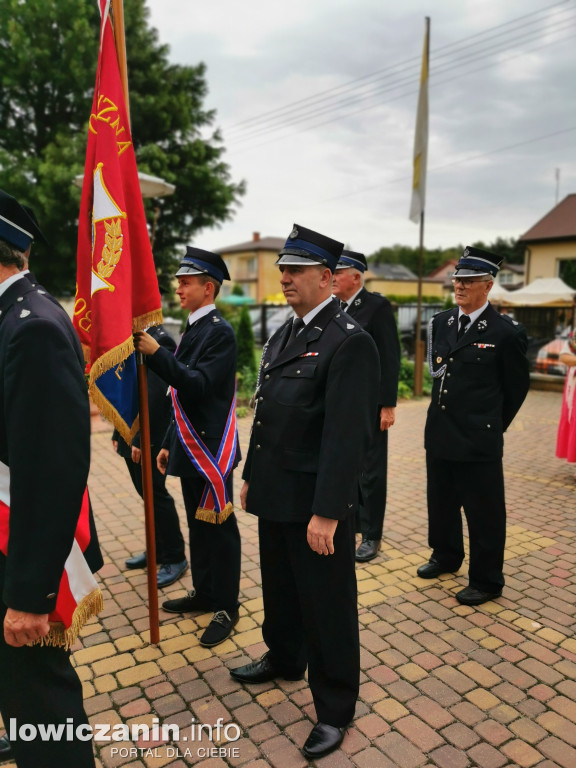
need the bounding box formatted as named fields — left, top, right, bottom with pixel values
left=97, top=218, right=123, bottom=279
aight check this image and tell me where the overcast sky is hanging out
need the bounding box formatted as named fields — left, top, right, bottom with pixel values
left=145, top=0, right=576, bottom=256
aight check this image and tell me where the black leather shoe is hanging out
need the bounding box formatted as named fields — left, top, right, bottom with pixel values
left=200, top=609, right=239, bottom=647
left=0, top=735, right=13, bottom=763
left=125, top=551, right=146, bottom=569
left=230, top=652, right=305, bottom=683
left=302, top=722, right=346, bottom=759
left=416, top=560, right=460, bottom=579
left=162, top=590, right=210, bottom=614
left=456, top=586, right=502, bottom=606
left=355, top=537, right=381, bottom=562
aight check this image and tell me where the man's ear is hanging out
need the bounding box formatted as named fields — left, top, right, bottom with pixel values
left=319, top=267, right=333, bottom=288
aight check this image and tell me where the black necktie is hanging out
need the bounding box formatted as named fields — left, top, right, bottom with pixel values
left=340, top=300, right=348, bottom=311
left=284, top=317, right=305, bottom=349
left=458, top=314, right=470, bottom=339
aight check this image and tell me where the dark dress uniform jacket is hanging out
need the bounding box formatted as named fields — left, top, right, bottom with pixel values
left=146, top=309, right=240, bottom=477
left=425, top=303, right=529, bottom=462
left=243, top=299, right=380, bottom=522
left=0, top=276, right=102, bottom=616
left=345, top=287, right=400, bottom=407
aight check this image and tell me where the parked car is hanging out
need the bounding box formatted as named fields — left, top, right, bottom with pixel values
left=533, top=338, right=568, bottom=376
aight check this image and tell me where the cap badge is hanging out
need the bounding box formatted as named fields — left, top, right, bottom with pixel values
left=289, top=227, right=299, bottom=239
left=464, top=248, right=470, bottom=257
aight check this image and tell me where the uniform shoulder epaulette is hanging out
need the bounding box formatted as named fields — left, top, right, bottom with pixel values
left=433, top=307, right=453, bottom=319
left=499, top=313, right=520, bottom=327
left=333, top=311, right=361, bottom=334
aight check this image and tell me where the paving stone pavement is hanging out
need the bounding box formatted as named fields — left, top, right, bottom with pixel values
left=3, top=388, right=574, bottom=768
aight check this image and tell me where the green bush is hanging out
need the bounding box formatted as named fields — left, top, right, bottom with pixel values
left=235, top=306, right=257, bottom=374
left=398, top=357, right=432, bottom=399
left=236, top=366, right=258, bottom=406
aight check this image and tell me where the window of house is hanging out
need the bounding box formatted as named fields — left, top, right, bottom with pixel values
left=559, top=258, right=576, bottom=290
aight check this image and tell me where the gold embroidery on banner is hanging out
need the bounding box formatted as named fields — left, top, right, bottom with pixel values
left=97, top=218, right=123, bottom=280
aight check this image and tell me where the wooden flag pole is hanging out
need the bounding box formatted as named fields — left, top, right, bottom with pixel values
left=110, top=0, right=160, bottom=645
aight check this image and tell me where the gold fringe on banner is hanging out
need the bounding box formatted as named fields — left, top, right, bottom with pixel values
left=89, top=383, right=139, bottom=443
left=195, top=502, right=234, bottom=525
left=132, top=308, right=163, bottom=332
left=88, top=337, right=136, bottom=382
left=31, top=588, right=104, bottom=650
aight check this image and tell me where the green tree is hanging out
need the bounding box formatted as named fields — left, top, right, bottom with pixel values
left=0, top=0, right=244, bottom=294
left=369, top=244, right=461, bottom=276
left=235, top=306, right=256, bottom=375
left=471, top=237, right=524, bottom=264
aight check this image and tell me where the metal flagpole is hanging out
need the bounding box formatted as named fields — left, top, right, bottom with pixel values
left=110, top=0, right=160, bottom=645
left=410, top=17, right=430, bottom=397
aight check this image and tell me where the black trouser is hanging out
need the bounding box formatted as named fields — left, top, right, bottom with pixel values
left=124, top=457, right=185, bottom=564
left=357, top=419, right=388, bottom=540
left=0, top=639, right=95, bottom=768
left=426, top=454, right=506, bottom=593
left=258, top=515, right=359, bottom=727
left=180, top=475, right=241, bottom=614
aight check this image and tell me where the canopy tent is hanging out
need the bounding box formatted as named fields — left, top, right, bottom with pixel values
left=218, top=294, right=255, bottom=305
left=73, top=171, right=175, bottom=198
left=497, top=277, right=576, bottom=306
left=487, top=281, right=513, bottom=303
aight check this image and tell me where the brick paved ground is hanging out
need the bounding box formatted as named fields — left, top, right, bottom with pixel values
left=3, top=388, right=574, bottom=768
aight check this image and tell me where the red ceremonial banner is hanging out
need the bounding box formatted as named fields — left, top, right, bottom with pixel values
left=74, top=0, right=162, bottom=442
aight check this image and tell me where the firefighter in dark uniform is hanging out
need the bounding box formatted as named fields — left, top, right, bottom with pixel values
left=229, top=224, right=379, bottom=760
left=417, top=246, right=529, bottom=606
left=332, top=250, right=400, bottom=562
left=0, top=189, right=102, bottom=767
left=134, top=248, right=241, bottom=648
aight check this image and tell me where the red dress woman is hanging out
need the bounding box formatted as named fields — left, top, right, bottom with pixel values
left=556, top=332, right=576, bottom=467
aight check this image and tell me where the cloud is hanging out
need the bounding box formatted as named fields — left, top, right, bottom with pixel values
left=146, top=0, right=576, bottom=254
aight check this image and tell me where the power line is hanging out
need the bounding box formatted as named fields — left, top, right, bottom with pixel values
left=229, top=27, right=576, bottom=154
left=313, top=125, right=576, bottom=206
left=227, top=13, right=576, bottom=147
left=224, top=0, right=574, bottom=140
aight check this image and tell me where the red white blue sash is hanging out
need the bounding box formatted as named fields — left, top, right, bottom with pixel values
left=170, top=386, right=238, bottom=523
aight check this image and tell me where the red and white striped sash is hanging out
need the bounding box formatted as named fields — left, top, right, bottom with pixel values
left=0, top=462, right=103, bottom=648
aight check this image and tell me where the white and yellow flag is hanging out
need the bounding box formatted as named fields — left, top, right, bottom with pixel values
left=409, top=18, right=430, bottom=223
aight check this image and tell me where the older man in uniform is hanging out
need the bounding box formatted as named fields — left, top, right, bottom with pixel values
left=0, top=190, right=102, bottom=767
left=134, top=248, right=241, bottom=648
left=417, top=246, right=529, bottom=606
left=230, top=225, right=379, bottom=759
left=332, top=250, right=400, bottom=561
